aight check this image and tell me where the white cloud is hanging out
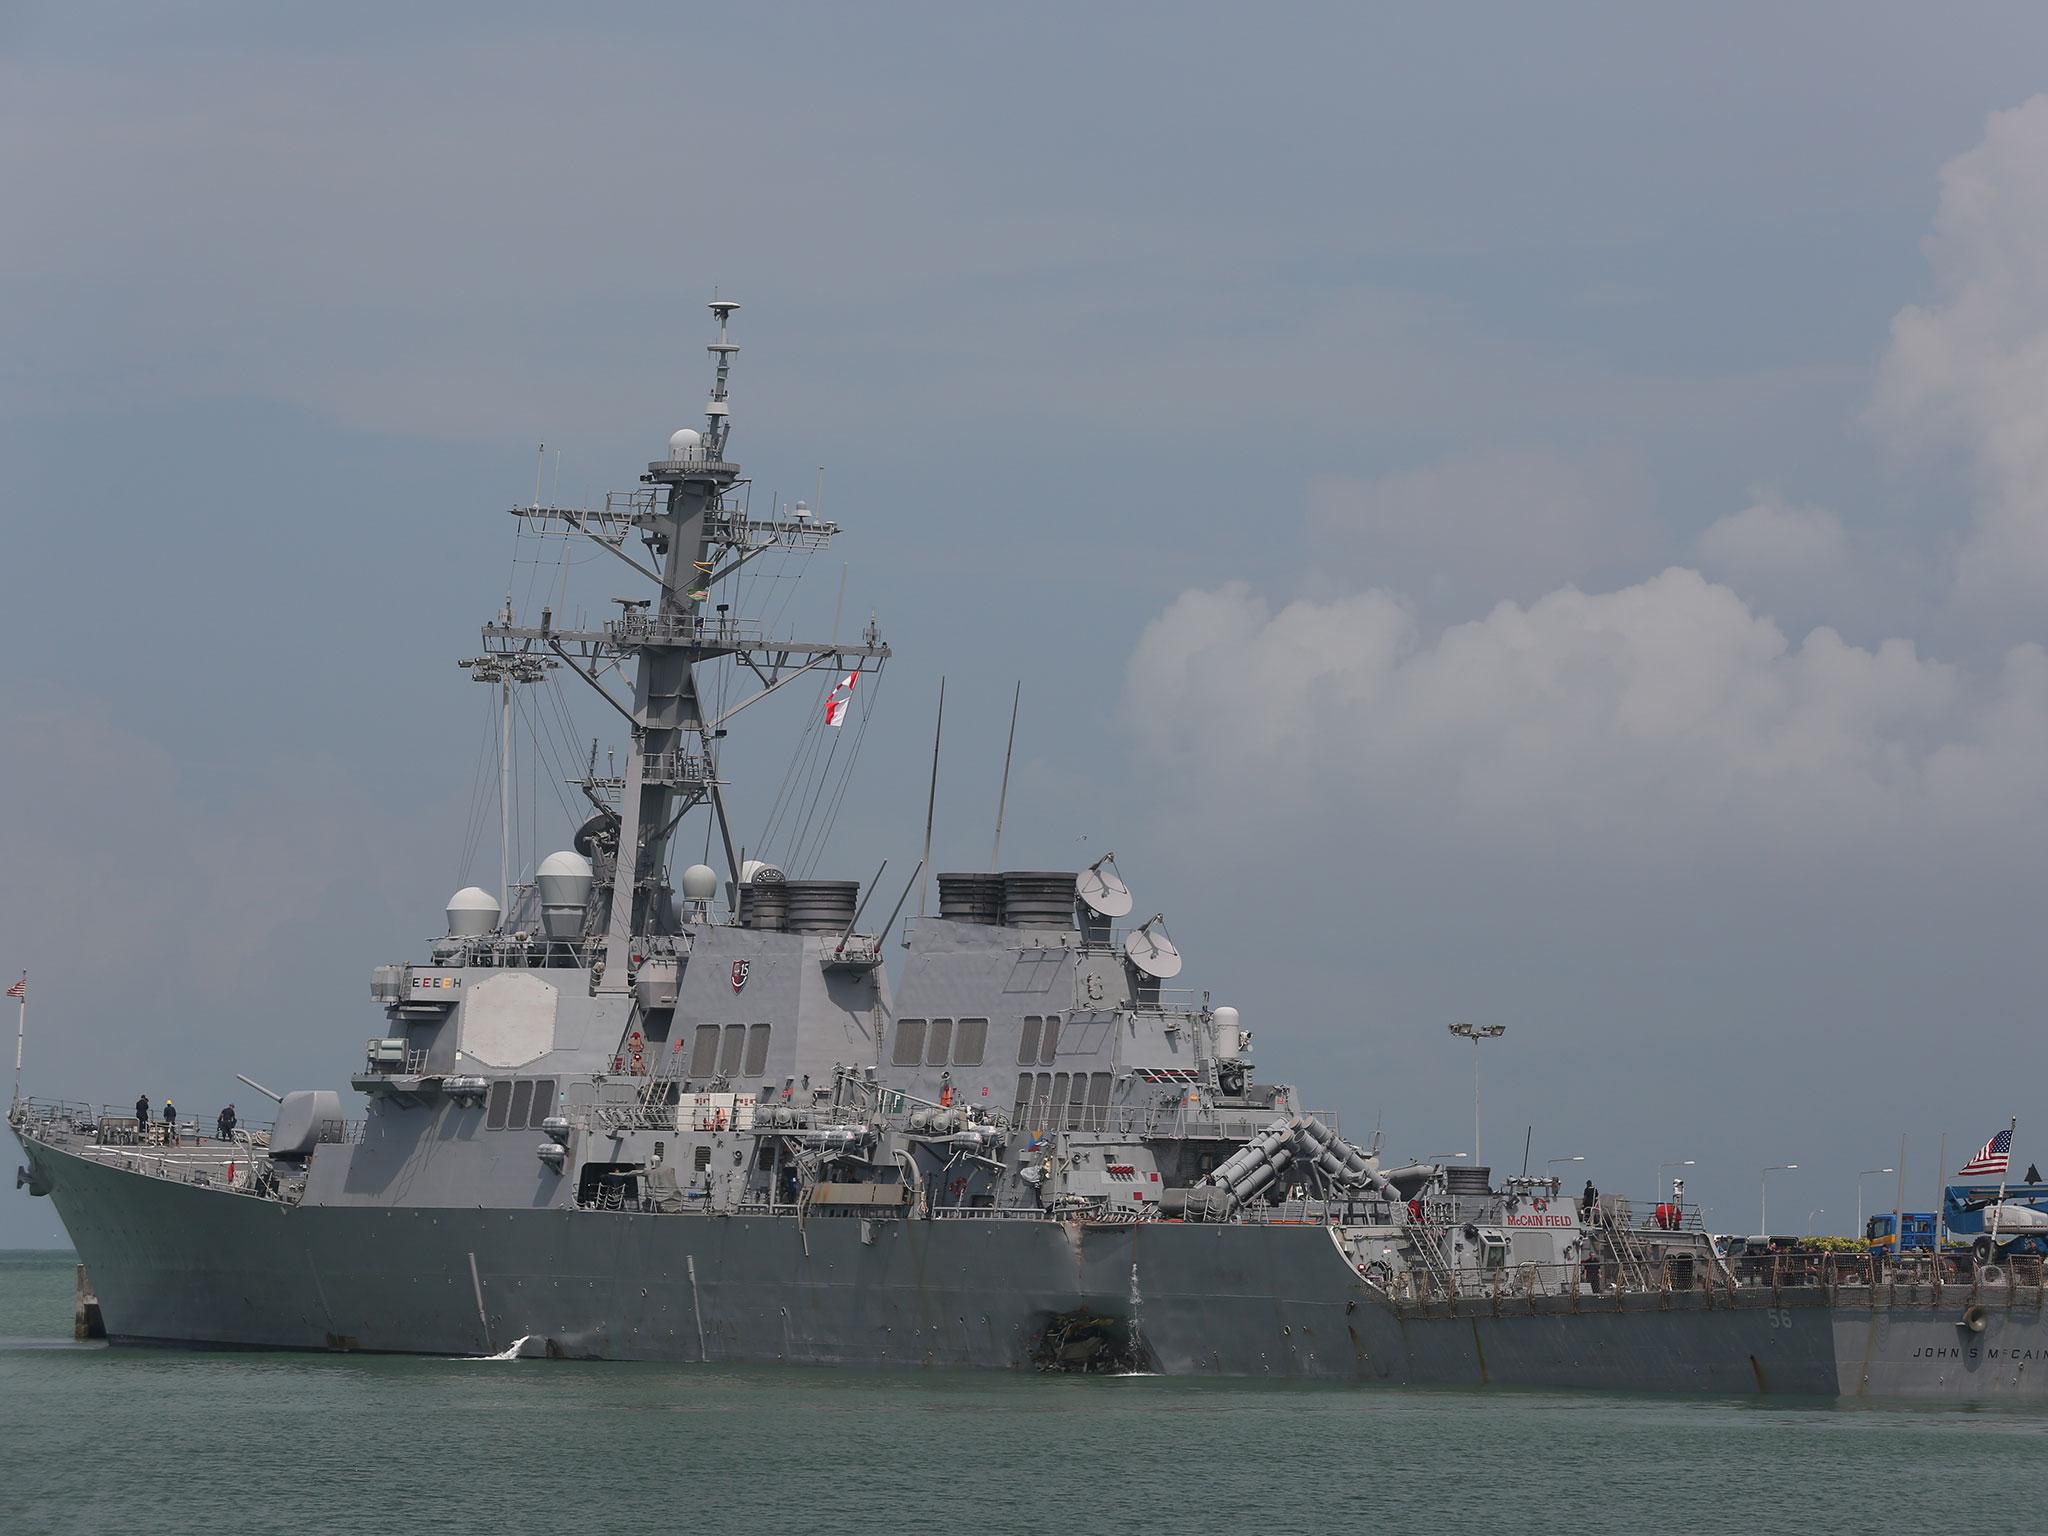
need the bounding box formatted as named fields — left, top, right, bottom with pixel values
left=1873, top=93, right=2048, bottom=621
left=1131, top=98, right=2048, bottom=873
left=1128, top=568, right=2048, bottom=863
left=1695, top=496, right=1848, bottom=580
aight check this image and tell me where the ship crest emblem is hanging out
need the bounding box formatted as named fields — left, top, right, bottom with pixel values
left=730, top=958, right=750, bottom=992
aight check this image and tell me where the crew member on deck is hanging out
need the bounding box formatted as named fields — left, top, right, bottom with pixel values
left=217, top=1104, right=237, bottom=1142
left=162, top=1097, right=178, bottom=1148
left=1581, top=1179, right=1599, bottom=1221
left=135, top=1093, right=150, bottom=1142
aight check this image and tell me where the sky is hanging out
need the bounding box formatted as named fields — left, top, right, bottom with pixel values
left=7, top=2, right=2048, bottom=1245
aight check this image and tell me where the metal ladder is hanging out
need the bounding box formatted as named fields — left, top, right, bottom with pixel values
left=1405, top=1220, right=1460, bottom=1301
left=1602, top=1212, right=1654, bottom=1291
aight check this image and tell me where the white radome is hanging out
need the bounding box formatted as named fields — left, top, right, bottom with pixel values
left=680, top=863, right=719, bottom=901
left=535, top=850, right=594, bottom=940
left=668, top=427, right=702, bottom=461
left=446, top=886, right=501, bottom=938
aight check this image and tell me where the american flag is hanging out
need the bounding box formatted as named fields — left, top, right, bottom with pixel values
left=4, top=976, right=21, bottom=1000
left=1959, top=1127, right=2014, bottom=1178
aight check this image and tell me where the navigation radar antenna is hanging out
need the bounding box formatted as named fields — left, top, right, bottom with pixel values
left=705, top=300, right=741, bottom=458
left=1124, top=914, right=1182, bottom=979
left=1077, top=852, right=1133, bottom=918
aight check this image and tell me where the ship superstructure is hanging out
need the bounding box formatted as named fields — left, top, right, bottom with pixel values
left=14, top=306, right=2048, bottom=1398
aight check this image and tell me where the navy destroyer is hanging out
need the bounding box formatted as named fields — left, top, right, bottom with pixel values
left=13, top=305, right=2047, bottom=1398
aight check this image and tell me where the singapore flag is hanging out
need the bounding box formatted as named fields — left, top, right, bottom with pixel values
left=824, top=670, right=858, bottom=728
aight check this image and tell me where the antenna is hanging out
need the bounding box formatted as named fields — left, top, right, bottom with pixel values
left=875, top=858, right=924, bottom=950
left=531, top=442, right=545, bottom=509
left=918, top=678, right=945, bottom=918
left=1124, top=914, right=1183, bottom=978
left=834, top=860, right=888, bottom=958
left=990, top=682, right=1021, bottom=870
left=705, top=300, right=741, bottom=456
left=1076, top=851, right=1133, bottom=918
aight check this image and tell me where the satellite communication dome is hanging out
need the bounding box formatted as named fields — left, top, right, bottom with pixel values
left=535, top=851, right=593, bottom=941
left=680, top=863, right=719, bottom=901
left=535, top=850, right=593, bottom=906
left=668, top=427, right=702, bottom=461
left=446, top=886, right=501, bottom=938
left=1212, top=1006, right=1242, bottom=1061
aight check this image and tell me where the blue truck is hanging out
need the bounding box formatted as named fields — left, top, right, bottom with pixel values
left=1863, top=1211, right=1939, bottom=1254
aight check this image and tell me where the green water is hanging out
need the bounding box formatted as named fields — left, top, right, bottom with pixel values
left=2, top=1250, right=2044, bottom=1536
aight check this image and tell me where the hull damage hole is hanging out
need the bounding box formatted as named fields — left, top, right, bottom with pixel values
left=1030, top=1309, right=1148, bottom=1374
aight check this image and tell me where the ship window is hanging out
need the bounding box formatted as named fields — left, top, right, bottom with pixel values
left=530, top=1079, right=557, bottom=1125
left=508, top=1079, right=535, bottom=1130
left=719, top=1024, right=747, bottom=1075
left=694, top=1145, right=711, bottom=1172
left=1065, top=1074, right=1088, bottom=1130
left=926, top=1018, right=953, bottom=1066
left=1012, top=1076, right=1032, bottom=1127
left=690, top=1025, right=721, bottom=1077
left=1039, top=1015, right=1061, bottom=1065
left=953, top=1018, right=987, bottom=1066
left=486, top=1080, right=511, bottom=1131
left=1017, top=1017, right=1042, bottom=1065
left=743, top=1023, right=771, bottom=1077
left=1085, top=1072, right=1112, bottom=1130
left=893, top=1018, right=926, bottom=1066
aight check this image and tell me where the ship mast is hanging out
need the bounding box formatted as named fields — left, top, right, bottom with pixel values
left=479, top=301, right=889, bottom=989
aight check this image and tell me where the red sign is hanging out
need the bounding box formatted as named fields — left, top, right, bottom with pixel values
left=731, top=958, right=750, bottom=992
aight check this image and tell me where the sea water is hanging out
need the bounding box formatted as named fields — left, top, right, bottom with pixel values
left=2, top=1249, right=2043, bottom=1536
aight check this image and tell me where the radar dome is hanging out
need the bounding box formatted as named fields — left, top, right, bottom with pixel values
left=680, top=863, right=719, bottom=901
left=668, top=427, right=702, bottom=461
left=535, top=850, right=594, bottom=940
left=1212, top=1006, right=1243, bottom=1061
left=446, top=886, right=501, bottom=938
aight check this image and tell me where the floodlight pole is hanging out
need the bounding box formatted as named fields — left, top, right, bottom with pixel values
left=1855, top=1168, right=1895, bottom=1237
left=1447, top=1022, right=1506, bottom=1167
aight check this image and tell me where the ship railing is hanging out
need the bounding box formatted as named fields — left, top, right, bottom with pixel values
left=931, top=1205, right=1054, bottom=1221
left=1377, top=1250, right=1727, bottom=1304
left=1097, top=1105, right=1317, bottom=1141
left=32, top=1104, right=281, bottom=1150
left=9, top=1097, right=96, bottom=1134
left=1240, top=1196, right=1405, bottom=1226
left=608, top=611, right=770, bottom=651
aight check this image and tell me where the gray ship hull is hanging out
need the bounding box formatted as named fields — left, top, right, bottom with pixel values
left=30, top=1131, right=2038, bottom=1399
